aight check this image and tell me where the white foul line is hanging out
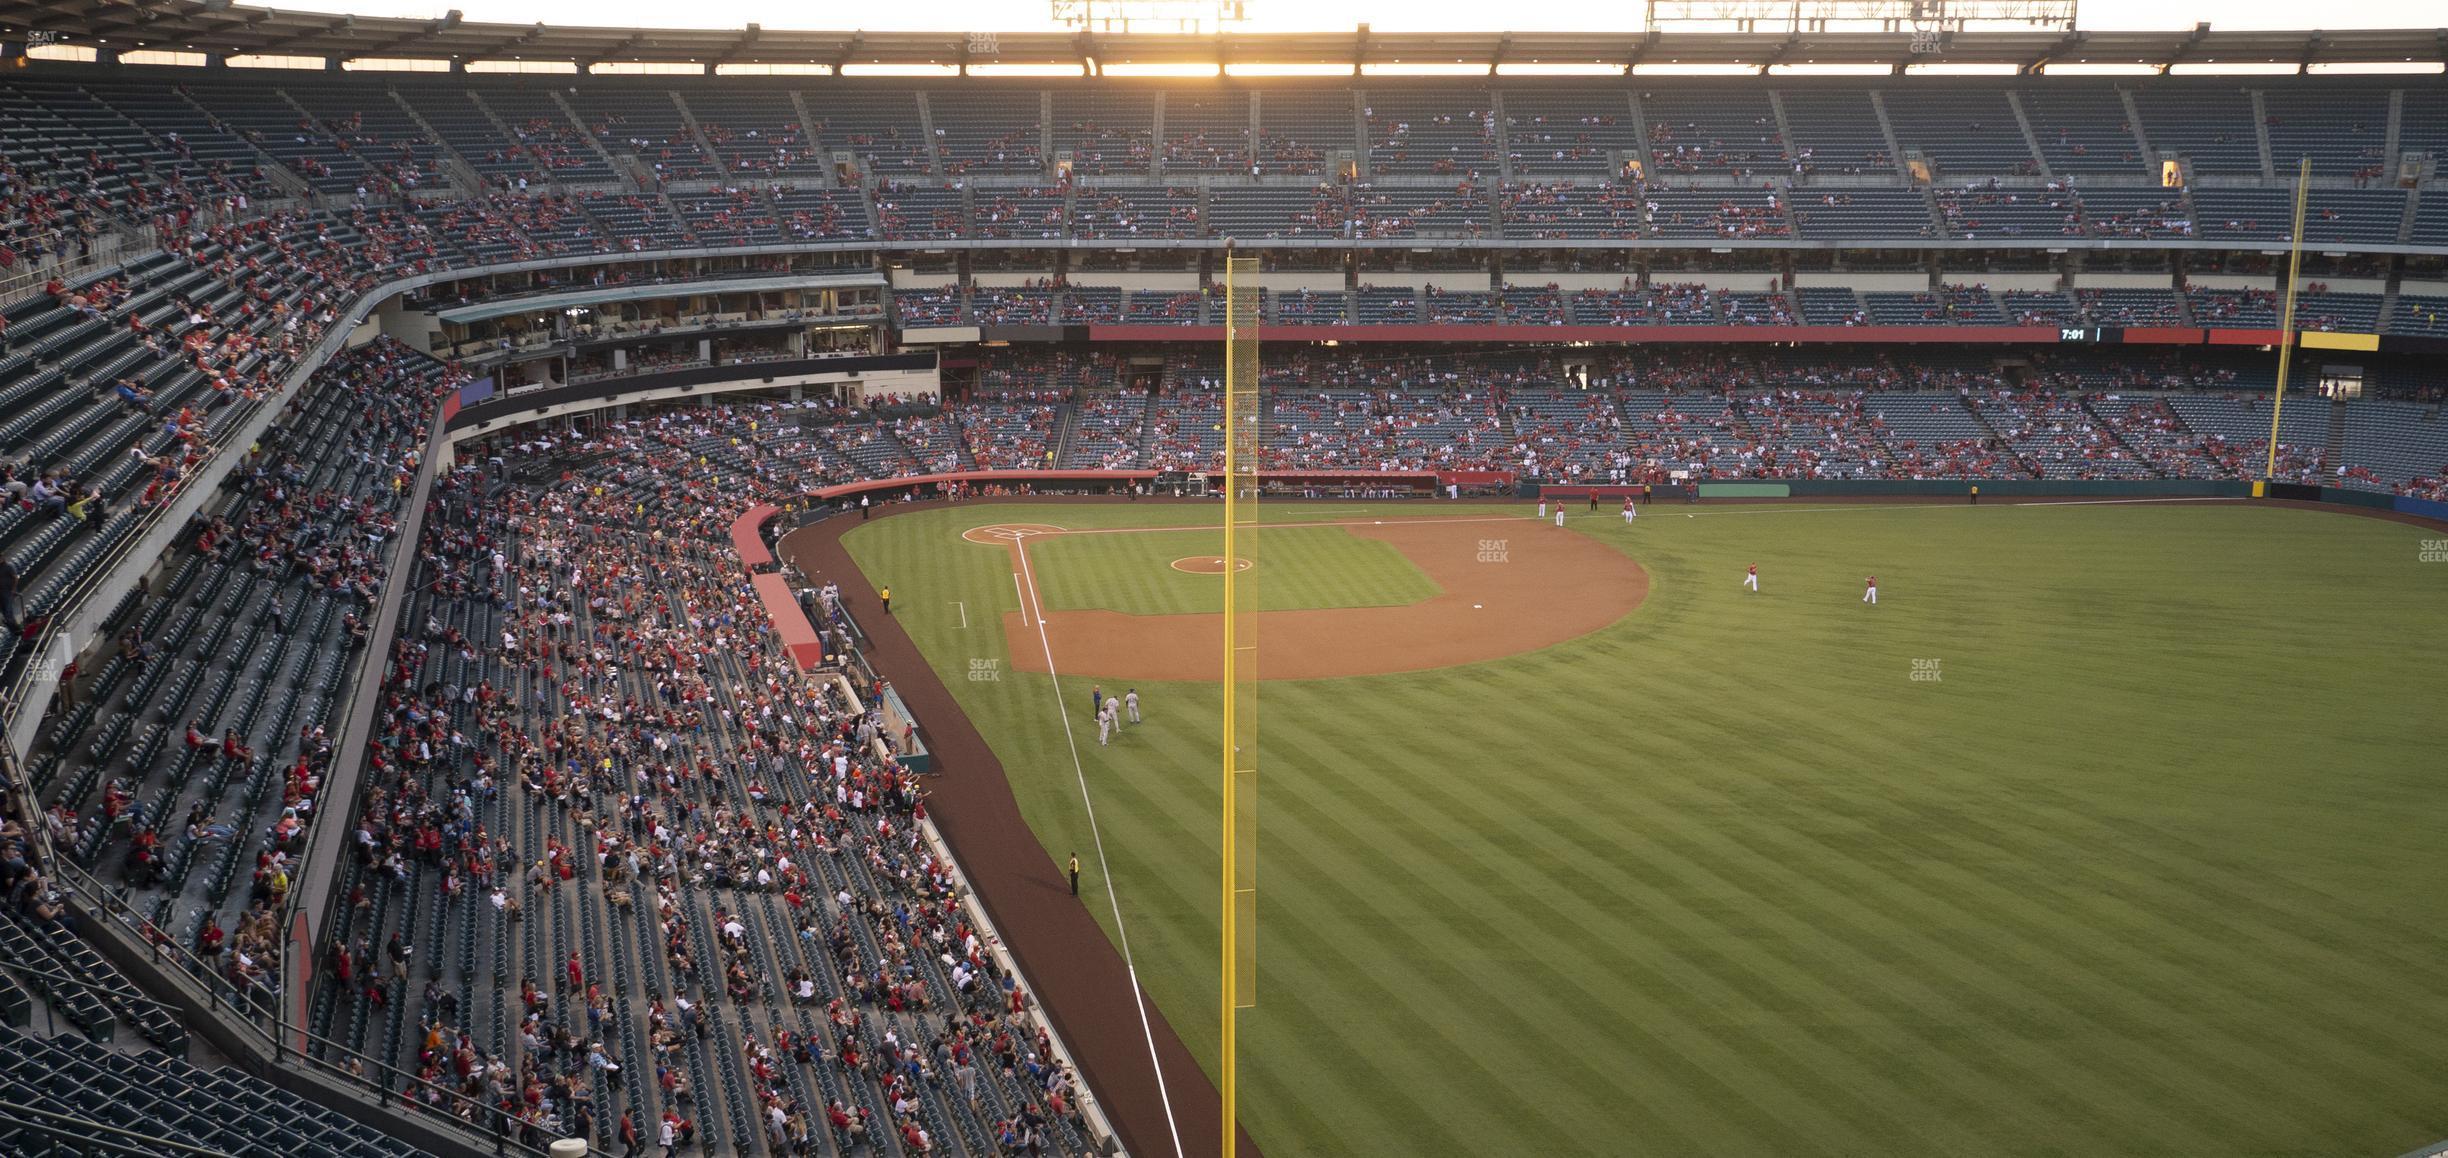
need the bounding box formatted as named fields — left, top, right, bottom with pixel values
left=1009, top=537, right=1187, bottom=1158
left=1013, top=573, right=1030, bottom=627
left=952, top=601, right=968, bottom=629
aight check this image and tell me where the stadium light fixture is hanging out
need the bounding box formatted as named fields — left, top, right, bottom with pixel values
left=2309, top=60, right=2443, bottom=73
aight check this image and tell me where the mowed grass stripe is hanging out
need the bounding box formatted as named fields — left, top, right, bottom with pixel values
left=1662, top=603, right=2448, bottom=1061
left=1243, top=759, right=1693, bottom=1157
left=1486, top=690, right=2158, bottom=1154
left=1266, top=704, right=1917, bottom=1155
left=1283, top=692, right=2131, bottom=1155
left=1566, top=516, right=2448, bottom=1145
left=1517, top=673, right=2381, bottom=1146
left=1620, top=772, right=2281, bottom=1151
left=1778, top=753, right=2448, bottom=1094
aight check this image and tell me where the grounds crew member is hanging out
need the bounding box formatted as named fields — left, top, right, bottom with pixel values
left=879, top=585, right=891, bottom=614
left=1069, top=854, right=1081, bottom=896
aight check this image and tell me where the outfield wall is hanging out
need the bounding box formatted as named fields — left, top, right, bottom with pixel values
left=1788, top=479, right=2251, bottom=499
left=1538, top=479, right=2255, bottom=500
left=2396, top=495, right=2448, bottom=522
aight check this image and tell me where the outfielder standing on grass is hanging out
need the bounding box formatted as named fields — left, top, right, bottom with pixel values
left=1096, top=704, right=1111, bottom=746
left=1744, top=563, right=1758, bottom=592
left=1622, top=497, right=1637, bottom=525
left=1124, top=689, right=1140, bottom=724
left=1863, top=575, right=1878, bottom=605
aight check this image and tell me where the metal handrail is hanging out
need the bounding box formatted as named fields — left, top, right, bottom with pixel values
left=0, top=235, right=150, bottom=310
left=0, top=952, right=185, bottom=1017
left=0, top=1098, right=238, bottom=1158
left=28, top=797, right=587, bottom=1158
left=283, top=1018, right=606, bottom=1158
left=0, top=389, right=284, bottom=732
left=46, top=855, right=276, bottom=1024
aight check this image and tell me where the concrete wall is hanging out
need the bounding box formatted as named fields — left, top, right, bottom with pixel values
left=1252, top=272, right=1348, bottom=292
left=1657, top=271, right=1790, bottom=293
left=1064, top=272, right=1203, bottom=292
left=1940, top=271, right=2059, bottom=292
left=1795, top=271, right=1927, bottom=292
left=2070, top=271, right=2178, bottom=290
left=1498, top=272, right=1641, bottom=292
left=374, top=296, right=440, bottom=352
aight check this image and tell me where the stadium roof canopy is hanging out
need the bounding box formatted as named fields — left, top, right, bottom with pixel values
left=3, top=0, right=2445, bottom=74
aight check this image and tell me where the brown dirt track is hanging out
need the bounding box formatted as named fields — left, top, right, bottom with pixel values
left=780, top=497, right=1264, bottom=1158
left=993, top=515, right=1651, bottom=681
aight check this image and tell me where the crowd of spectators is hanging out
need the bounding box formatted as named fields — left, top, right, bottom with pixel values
left=315, top=401, right=1095, bottom=1152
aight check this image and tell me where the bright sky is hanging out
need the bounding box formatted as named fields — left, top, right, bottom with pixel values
left=248, top=0, right=2437, bottom=35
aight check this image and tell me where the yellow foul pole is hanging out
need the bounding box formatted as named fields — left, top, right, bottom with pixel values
left=1219, top=239, right=1240, bottom=1158
left=2265, top=156, right=2311, bottom=480
left=1218, top=244, right=1260, bottom=1158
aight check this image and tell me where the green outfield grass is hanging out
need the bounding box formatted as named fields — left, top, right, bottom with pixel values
left=844, top=500, right=2448, bottom=1158
left=1025, top=523, right=1440, bottom=615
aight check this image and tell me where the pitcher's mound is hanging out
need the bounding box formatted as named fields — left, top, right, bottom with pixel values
left=1170, top=556, right=1254, bottom=574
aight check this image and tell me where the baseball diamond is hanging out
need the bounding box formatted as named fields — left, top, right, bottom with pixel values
left=795, top=496, right=2448, bottom=1158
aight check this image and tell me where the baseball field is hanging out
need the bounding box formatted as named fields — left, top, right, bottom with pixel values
left=826, top=497, right=2448, bottom=1158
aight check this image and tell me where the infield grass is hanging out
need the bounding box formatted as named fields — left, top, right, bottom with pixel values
left=1026, top=523, right=1439, bottom=615
left=844, top=499, right=2448, bottom=1158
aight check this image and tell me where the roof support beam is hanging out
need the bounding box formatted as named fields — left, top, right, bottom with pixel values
left=2158, top=21, right=2211, bottom=74
left=457, top=22, right=546, bottom=65
left=1622, top=30, right=1658, bottom=74
left=251, top=15, right=351, bottom=57
left=576, top=32, right=643, bottom=70
left=2296, top=31, right=2324, bottom=74
left=2022, top=30, right=2084, bottom=74
left=713, top=23, right=760, bottom=66
left=344, top=12, right=461, bottom=63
